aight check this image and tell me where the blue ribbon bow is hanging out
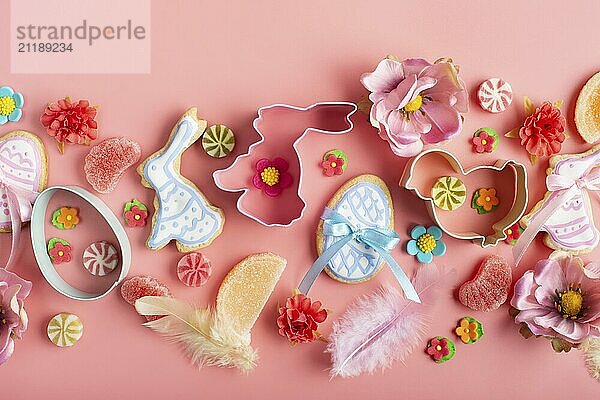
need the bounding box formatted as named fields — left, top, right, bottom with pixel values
left=298, top=208, right=420, bottom=303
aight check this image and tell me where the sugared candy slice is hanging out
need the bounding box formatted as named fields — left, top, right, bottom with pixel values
left=177, top=252, right=212, bottom=287
left=458, top=255, right=511, bottom=312
left=121, top=275, right=172, bottom=321
left=84, top=137, right=141, bottom=194
left=82, top=241, right=119, bottom=276
left=431, top=176, right=466, bottom=211
left=47, top=313, right=83, bottom=347
left=477, top=78, right=513, bottom=113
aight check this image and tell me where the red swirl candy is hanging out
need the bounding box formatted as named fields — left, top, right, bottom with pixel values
left=177, top=252, right=212, bottom=287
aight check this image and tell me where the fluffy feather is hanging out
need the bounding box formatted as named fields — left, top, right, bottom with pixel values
left=326, top=263, right=449, bottom=378
left=135, top=296, right=257, bottom=372
left=581, top=338, right=600, bottom=381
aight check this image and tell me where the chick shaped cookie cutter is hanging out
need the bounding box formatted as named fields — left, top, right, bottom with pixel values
left=400, top=149, right=528, bottom=247
left=31, top=186, right=131, bottom=300
left=213, top=102, right=357, bottom=227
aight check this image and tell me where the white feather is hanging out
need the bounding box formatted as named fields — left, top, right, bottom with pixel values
left=581, top=338, right=600, bottom=381
left=327, top=263, right=449, bottom=378
left=135, top=296, right=257, bottom=371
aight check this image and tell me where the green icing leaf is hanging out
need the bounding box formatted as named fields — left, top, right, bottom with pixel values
left=51, top=209, right=64, bottom=229
left=47, top=237, right=70, bottom=252
left=323, top=149, right=348, bottom=171
left=124, top=199, right=148, bottom=213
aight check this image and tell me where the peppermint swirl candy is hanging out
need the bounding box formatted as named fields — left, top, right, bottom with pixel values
left=202, top=124, right=235, bottom=158
left=47, top=313, right=83, bottom=347
left=83, top=241, right=119, bottom=276
left=477, top=78, right=513, bottom=113
left=177, top=252, right=212, bottom=287
left=431, top=176, right=467, bottom=211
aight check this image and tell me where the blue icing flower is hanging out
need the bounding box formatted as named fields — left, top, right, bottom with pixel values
left=406, top=225, right=446, bottom=264
left=0, top=86, right=24, bottom=125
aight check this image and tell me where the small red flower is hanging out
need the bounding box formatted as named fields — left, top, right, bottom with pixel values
left=48, top=242, right=72, bottom=264
left=251, top=157, right=293, bottom=197
left=321, top=154, right=344, bottom=176
left=426, top=337, right=450, bottom=361
left=504, top=222, right=523, bottom=245
left=277, top=293, right=327, bottom=344
left=40, top=97, right=98, bottom=152
left=472, top=131, right=495, bottom=153
left=519, top=102, right=566, bottom=157
left=124, top=205, right=148, bottom=227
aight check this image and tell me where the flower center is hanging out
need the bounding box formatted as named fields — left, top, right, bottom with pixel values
left=555, top=286, right=584, bottom=319
left=0, top=96, right=16, bottom=116
left=66, top=215, right=73, bottom=221
left=435, top=345, right=442, bottom=351
left=416, top=233, right=436, bottom=253
left=403, top=95, right=423, bottom=112
left=58, top=250, right=64, bottom=257
left=260, top=166, right=280, bottom=186
left=135, top=214, right=141, bottom=220
left=481, top=139, right=487, bottom=145
left=507, top=229, right=513, bottom=235
left=464, top=328, right=470, bottom=333
left=331, top=162, right=337, bottom=168
left=485, top=196, right=491, bottom=202
left=1, top=304, right=6, bottom=325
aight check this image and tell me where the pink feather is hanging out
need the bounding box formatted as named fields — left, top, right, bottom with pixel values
left=326, top=263, right=450, bottom=378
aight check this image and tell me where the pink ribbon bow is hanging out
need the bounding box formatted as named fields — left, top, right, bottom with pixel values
left=0, top=169, right=39, bottom=270
left=513, top=167, right=600, bottom=265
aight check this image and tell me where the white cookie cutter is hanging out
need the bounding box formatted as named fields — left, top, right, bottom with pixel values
left=31, top=186, right=131, bottom=300
left=213, top=102, right=358, bottom=227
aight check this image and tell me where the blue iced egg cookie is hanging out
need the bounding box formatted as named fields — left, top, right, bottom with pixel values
left=317, top=174, right=393, bottom=283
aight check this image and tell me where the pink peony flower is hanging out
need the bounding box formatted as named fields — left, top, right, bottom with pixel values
left=0, top=269, right=32, bottom=365
left=360, top=58, right=469, bottom=157
left=510, top=255, right=600, bottom=344
left=519, top=102, right=566, bottom=157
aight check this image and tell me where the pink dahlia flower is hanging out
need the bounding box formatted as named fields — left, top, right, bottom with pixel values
left=360, top=58, right=469, bottom=157
left=511, top=255, right=600, bottom=344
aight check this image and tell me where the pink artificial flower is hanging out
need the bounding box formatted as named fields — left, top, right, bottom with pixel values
left=360, top=58, right=469, bottom=157
left=510, top=255, right=600, bottom=344
left=472, top=131, right=495, bottom=153
left=251, top=157, right=293, bottom=197
left=0, top=269, right=32, bottom=365
left=519, top=102, right=566, bottom=157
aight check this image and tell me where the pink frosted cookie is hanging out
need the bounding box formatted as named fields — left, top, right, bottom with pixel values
left=84, top=137, right=141, bottom=194
left=458, top=255, right=511, bottom=312
left=177, top=252, right=212, bottom=287
left=82, top=240, right=119, bottom=276
left=121, top=275, right=172, bottom=321
left=477, top=78, right=513, bottom=113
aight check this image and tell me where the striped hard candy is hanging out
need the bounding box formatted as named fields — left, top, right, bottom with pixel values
left=431, top=176, right=466, bottom=211
left=477, top=78, right=513, bottom=113
left=202, top=124, right=235, bottom=158
left=47, top=313, right=83, bottom=347
left=177, top=252, right=212, bottom=287
left=83, top=241, right=119, bottom=276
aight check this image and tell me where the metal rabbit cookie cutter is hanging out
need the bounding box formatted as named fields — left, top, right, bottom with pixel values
left=400, top=149, right=528, bottom=247
left=213, top=102, right=357, bottom=227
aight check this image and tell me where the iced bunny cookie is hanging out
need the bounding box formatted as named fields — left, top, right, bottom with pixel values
left=137, top=108, right=224, bottom=252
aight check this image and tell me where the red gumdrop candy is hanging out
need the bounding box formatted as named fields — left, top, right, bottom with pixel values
left=84, top=137, right=141, bottom=194
left=458, top=255, right=511, bottom=312
left=121, top=275, right=172, bottom=321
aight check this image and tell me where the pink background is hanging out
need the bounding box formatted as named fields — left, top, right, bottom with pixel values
left=1, top=1, right=599, bottom=398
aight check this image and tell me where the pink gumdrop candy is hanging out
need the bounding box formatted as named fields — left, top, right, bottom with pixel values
left=121, top=275, right=172, bottom=321
left=176, top=252, right=212, bottom=287
left=84, top=137, right=141, bottom=194
left=458, top=255, right=512, bottom=312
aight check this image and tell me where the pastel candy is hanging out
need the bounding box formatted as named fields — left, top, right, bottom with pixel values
left=0, top=131, right=46, bottom=231
left=458, top=255, right=511, bottom=312
left=47, top=313, right=83, bottom=347
left=431, top=176, right=466, bottom=211
left=177, top=252, right=212, bottom=287
left=83, top=241, right=119, bottom=276
left=202, top=124, right=235, bottom=158
left=84, top=137, right=141, bottom=194
left=477, top=78, right=513, bottom=113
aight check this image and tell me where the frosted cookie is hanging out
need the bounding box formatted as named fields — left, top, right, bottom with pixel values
left=177, top=252, right=212, bottom=287
left=575, top=72, right=600, bottom=144
left=84, top=137, right=141, bottom=194
left=431, top=176, right=466, bottom=211
left=317, top=174, right=393, bottom=283
left=477, top=78, right=513, bottom=113
left=137, top=108, right=225, bottom=252
left=202, top=124, right=235, bottom=158
left=0, top=131, right=48, bottom=233
left=83, top=241, right=118, bottom=276
left=47, top=313, right=83, bottom=347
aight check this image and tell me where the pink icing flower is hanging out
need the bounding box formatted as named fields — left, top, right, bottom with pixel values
left=251, top=158, right=293, bottom=197
left=472, top=131, right=495, bottom=153
left=360, top=58, right=469, bottom=157
left=510, top=255, right=600, bottom=344
left=321, top=154, right=344, bottom=177
left=124, top=206, right=148, bottom=227
left=48, top=242, right=72, bottom=264
left=0, top=269, right=32, bottom=365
